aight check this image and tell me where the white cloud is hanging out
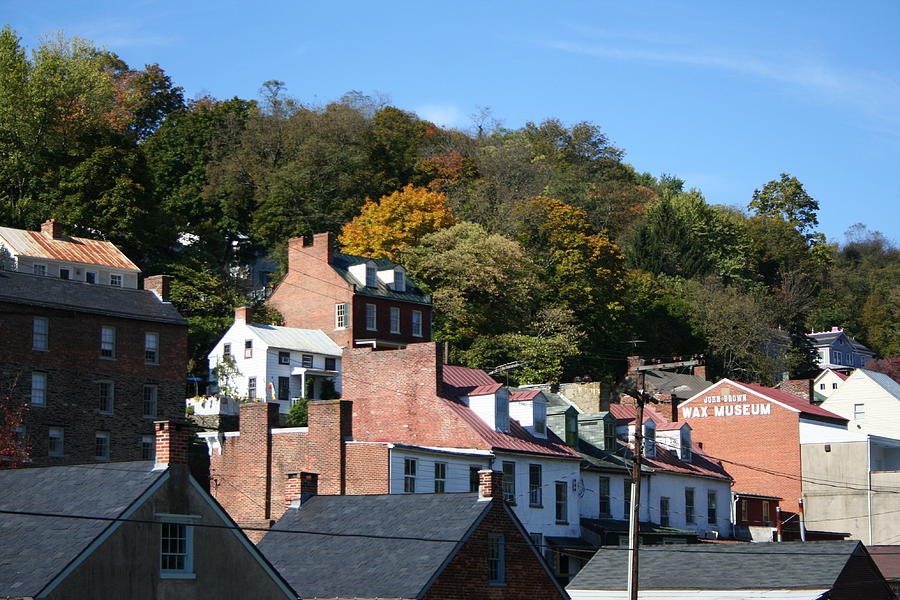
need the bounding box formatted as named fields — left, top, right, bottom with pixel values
left=415, top=103, right=465, bottom=128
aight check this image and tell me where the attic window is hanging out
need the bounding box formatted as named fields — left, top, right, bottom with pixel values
left=644, top=422, right=656, bottom=458
left=394, top=268, right=406, bottom=292
left=681, top=429, right=692, bottom=461
left=365, top=263, right=377, bottom=288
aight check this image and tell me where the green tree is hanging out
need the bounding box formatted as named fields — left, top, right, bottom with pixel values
left=749, top=173, right=820, bottom=238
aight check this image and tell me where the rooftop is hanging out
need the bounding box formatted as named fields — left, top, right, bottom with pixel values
left=0, top=224, right=140, bottom=271
left=244, top=323, right=343, bottom=356
left=331, top=252, right=431, bottom=305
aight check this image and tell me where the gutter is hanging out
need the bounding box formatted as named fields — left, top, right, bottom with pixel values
left=867, top=435, right=874, bottom=545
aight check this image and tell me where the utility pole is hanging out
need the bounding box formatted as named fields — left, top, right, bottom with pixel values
left=626, top=370, right=646, bottom=600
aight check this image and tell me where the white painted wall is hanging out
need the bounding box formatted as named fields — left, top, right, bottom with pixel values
left=14, top=255, right=137, bottom=287
left=579, top=471, right=647, bottom=522
left=821, top=370, right=900, bottom=438
left=568, top=589, right=830, bottom=599
left=813, top=370, right=846, bottom=400
left=645, top=473, right=732, bottom=537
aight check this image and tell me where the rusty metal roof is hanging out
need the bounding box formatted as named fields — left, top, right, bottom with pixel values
left=0, top=226, right=140, bottom=271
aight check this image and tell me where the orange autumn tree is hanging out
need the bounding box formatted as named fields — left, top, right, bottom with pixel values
left=339, top=184, right=456, bottom=260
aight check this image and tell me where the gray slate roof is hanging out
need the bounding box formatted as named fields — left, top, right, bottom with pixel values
left=331, top=252, right=431, bottom=305
left=258, top=493, right=490, bottom=599
left=0, top=269, right=187, bottom=325
left=808, top=330, right=873, bottom=353
left=568, top=540, right=867, bottom=591
left=642, top=369, right=711, bottom=400
left=0, top=461, right=162, bottom=597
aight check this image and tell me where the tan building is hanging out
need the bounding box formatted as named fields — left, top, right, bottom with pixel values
left=820, top=369, right=900, bottom=439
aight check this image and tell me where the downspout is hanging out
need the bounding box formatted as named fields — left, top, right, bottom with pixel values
left=867, top=436, right=874, bottom=545
left=730, top=494, right=738, bottom=539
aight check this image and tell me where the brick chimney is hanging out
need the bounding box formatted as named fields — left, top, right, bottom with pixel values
left=154, top=420, right=190, bottom=470
left=693, top=364, right=707, bottom=380
left=285, top=472, right=318, bottom=508
left=288, top=231, right=334, bottom=271
left=144, top=275, right=172, bottom=302
left=627, top=356, right=644, bottom=375
left=306, top=399, right=352, bottom=495
left=478, top=469, right=504, bottom=501
left=41, top=219, right=63, bottom=239
left=237, top=402, right=280, bottom=518
left=235, top=306, right=250, bottom=323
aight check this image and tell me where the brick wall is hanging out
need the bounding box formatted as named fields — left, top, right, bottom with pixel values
left=350, top=295, right=432, bottom=346
left=342, top=343, right=488, bottom=449
left=0, top=300, right=186, bottom=466
left=423, top=499, right=565, bottom=600
left=680, top=384, right=804, bottom=512
left=345, top=442, right=390, bottom=494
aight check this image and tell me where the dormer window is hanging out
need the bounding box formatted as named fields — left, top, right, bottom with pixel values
left=495, top=389, right=509, bottom=432
left=680, top=429, right=692, bottom=461
left=603, top=419, right=616, bottom=450
left=365, top=263, right=377, bottom=288
left=533, top=402, right=546, bottom=435
left=644, top=421, right=656, bottom=458
left=394, top=267, right=405, bottom=292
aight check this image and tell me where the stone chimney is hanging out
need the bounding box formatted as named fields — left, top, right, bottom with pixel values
left=154, top=420, right=191, bottom=470
left=144, top=275, right=172, bottom=302
left=478, top=469, right=504, bottom=501
left=285, top=472, right=318, bottom=508
left=41, top=219, right=63, bottom=239
left=235, top=306, right=250, bottom=323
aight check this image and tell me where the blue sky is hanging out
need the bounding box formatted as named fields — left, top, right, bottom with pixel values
left=6, top=1, right=899, bottom=243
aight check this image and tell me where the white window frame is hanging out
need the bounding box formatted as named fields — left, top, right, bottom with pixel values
left=33, top=317, right=48, bottom=351
left=644, top=422, right=656, bottom=458
left=685, top=487, right=695, bottom=524
left=98, top=380, right=114, bottom=414
left=365, top=303, right=377, bottom=331
left=143, top=385, right=158, bottom=418
left=142, top=435, right=155, bottom=460
left=529, top=464, right=542, bottom=507
left=598, top=476, right=611, bottom=517
left=335, top=302, right=348, bottom=329
left=48, top=427, right=64, bottom=457
left=389, top=307, right=400, bottom=334
left=31, top=372, right=47, bottom=406
left=404, top=458, right=417, bottom=493
left=853, top=403, right=865, bottom=420
left=434, top=462, right=447, bottom=493
left=244, top=339, right=252, bottom=359
left=393, top=268, right=406, bottom=292
left=223, top=343, right=231, bottom=358
left=110, top=273, right=122, bottom=287
left=302, top=354, right=314, bottom=368
left=145, top=332, right=159, bottom=365
left=411, top=310, right=423, bottom=337
left=33, top=263, right=47, bottom=276
left=278, top=351, right=291, bottom=366
left=100, top=326, right=116, bottom=359
left=555, top=481, right=568, bottom=524
left=488, top=533, right=505, bottom=585
left=502, top=461, right=516, bottom=504
left=707, top=490, right=718, bottom=525
left=365, top=263, right=377, bottom=288
left=247, top=377, right=257, bottom=400
left=95, top=432, right=110, bottom=461
left=85, top=271, right=97, bottom=284
left=59, top=267, right=71, bottom=280
left=660, top=496, right=670, bottom=527
left=159, top=517, right=195, bottom=578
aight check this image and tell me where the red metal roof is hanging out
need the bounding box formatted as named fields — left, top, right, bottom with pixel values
left=442, top=365, right=497, bottom=388
left=0, top=226, right=139, bottom=271
left=615, top=439, right=731, bottom=481
left=608, top=404, right=669, bottom=426
left=468, top=383, right=503, bottom=396
left=510, top=390, right=541, bottom=401
left=740, top=383, right=847, bottom=423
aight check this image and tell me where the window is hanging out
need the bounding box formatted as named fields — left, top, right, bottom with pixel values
left=33, top=317, right=48, bottom=350
left=100, top=326, right=116, bottom=358
left=95, top=432, right=110, bottom=460
left=278, top=351, right=290, bottom=365
left=488, top=533, right=505, bottom=584
left=390, top=307, right=400, bottom=334
left=394, top=269, right=405, bottom=292
left=98, top=381, right=114, bottom=413
left=598, top=477, right=611, bottom=517
left=434, top=462, right=446, bottom=493
left=244, top=339, right=252, bottom=359
left=325, top=357, right=336, bottom=371
left=48, top=427, right=64, bottom=457
left=762, top=501, right=771, bottom=524
left=833, top=350, right=842, bottom=364
left=624, top=479, right=632, bottom=517
left=160, top=520, right=193, bottom=577
left=247, top=377, right=257, bottom=400
left=366, top=303, right=377, bottom=331
left=145, top=332, right=159, bottom=364
left=681, top=431, right=692, bottom=461
left=495, top=391, right=509, bottom=433
left=685, top=488, right=695, bottom=524
left=31, top=372, right=47, bottom=406
left=411, top=310, right=423, bottom=337
left=33, top=263, right=47, bottom=276
left=469, top=466, right=481, bottom=493
left=142, top=435, right=155, bottom=460
left=502, top=461, right=516, bottom=503
left=660, top=496, right=670, bottom=527
left=534, top=404, right=546, bottom=435
left=59, top=267, right=70, bottom=280
left=335, top=302, right=347, bottom=329
left=555, top=481, right=568, bottom=523
left=302, top=354, right=313, bottom=368
left=529, top=464, right=542, bottom=507
left=740, top=499, right=748, bottom=522
left=832, top=382, right=839, bottom=389
left=707, top=490, right=718, bottom=524
left=819, top=383, right=825, bottom=390
left=644, top=422, right=656, bottom=458
left=854, top=403, right=865, bottom=420
left=404, top=458, right=417, bottom=493
left=278, top=376, right=290, bottom=401
left=85, top=271, right=97, bottom=284
left=143, top=385, right=158, bottom=418
left=604, top=420, right=616, bottom=450
left=365, top=263, right=377, bottom=288
left=110, top=273, right=122, bottom=287
left=223, top=343, right=231, bottom=358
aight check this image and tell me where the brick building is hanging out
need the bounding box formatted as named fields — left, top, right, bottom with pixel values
left=266, top=232, right=432, bottom=348
left=679, top=379, right=848, bottom=513
left=257, top=471, right=567, bottom=599
left=200, top=342, right=581, bottom=543
left=0, top=269, right=187, bottom=465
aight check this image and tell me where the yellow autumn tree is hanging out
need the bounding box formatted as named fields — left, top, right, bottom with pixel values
left=339, top=184, right=456, bottom=260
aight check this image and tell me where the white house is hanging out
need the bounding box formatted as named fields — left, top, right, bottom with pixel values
left=820, top=368, right=900, bottom=439
left=207, top=307, right=343, bottom=414
left=808, top=326, right=875, bottom=370
left=813, top=368, right=849, bottom=402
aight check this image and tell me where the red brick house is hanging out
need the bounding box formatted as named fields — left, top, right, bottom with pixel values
left=679, top=379, right=848, bottom=514
left=0, top=268, right=187, bottom=465
left=257, top=471, right=568, bottom=600
left=267, top=232, right=432, bottom=348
